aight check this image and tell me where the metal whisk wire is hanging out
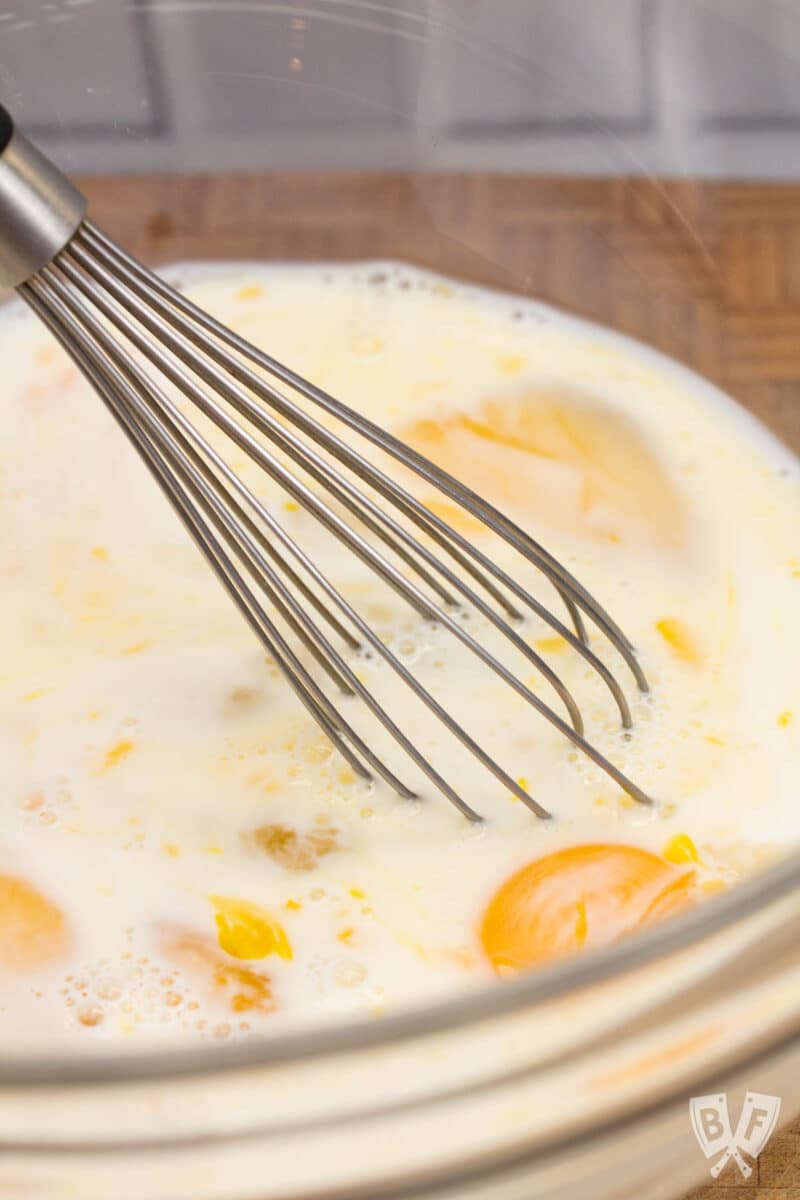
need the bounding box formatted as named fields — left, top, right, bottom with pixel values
left=0, top=106, right=653, bottom=822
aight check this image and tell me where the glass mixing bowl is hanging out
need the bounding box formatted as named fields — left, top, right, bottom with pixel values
left=0, top=856, right=799, bottom=1200
left=1, top=3, right=799, bottom=1197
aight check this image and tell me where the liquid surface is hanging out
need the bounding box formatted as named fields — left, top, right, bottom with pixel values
left=1, top=262, right=798, bottom=1051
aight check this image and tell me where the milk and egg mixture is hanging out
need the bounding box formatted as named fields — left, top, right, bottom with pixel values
left=1, top=262, right=798, bottom=1049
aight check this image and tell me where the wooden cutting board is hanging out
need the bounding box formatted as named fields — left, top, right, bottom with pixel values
left=80, top=171, right=800, bottom=456
left=78, top=171, right=800, bottom=1199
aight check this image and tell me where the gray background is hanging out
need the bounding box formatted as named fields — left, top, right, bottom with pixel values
left=2, top=0, right=800, bottom=177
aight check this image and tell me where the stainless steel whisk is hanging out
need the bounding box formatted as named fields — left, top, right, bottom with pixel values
left=0, top=105, right=652, bottom=822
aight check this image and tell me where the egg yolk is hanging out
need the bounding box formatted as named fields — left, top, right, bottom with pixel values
left=403, top=388, right=683, bottom=548
left=480, top=843, right=697, bottom=972
left=0, top=873, right=71, bottom=970
left=210, top=896, right=293, bottom=961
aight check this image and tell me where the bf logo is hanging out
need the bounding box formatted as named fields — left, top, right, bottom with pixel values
left=690, top=1092, right=781, bottom=1178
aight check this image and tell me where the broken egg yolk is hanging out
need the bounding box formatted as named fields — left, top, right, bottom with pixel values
left=247, top=822, right=339, bottom=872
left=480, top=843, right=697, bottom=972
left=161, top=925, right=278, bottom=1014
left=403, top=388, right=684, bottom=548
left=656, top=617, right=702, bottom=663
left=210, top=896, right=293, bottom=961
left=0, top=873, right=71, bottom=970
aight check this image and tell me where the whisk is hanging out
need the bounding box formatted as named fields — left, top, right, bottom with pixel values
left=0, top=105, right=652, bottom=822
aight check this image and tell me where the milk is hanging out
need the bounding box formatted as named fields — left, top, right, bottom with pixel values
left=0, top=262, right=797, bottom=1051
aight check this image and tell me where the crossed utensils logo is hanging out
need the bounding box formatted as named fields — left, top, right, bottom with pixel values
left=690, top=1092, right=781, bottom=1178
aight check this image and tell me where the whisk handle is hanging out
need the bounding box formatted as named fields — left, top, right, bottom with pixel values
left=0, top=103, right=86, bottom=289
left=0, top=105, right=12, bottom=155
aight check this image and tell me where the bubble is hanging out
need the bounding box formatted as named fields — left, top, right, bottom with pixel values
left=333, top=960, right=367, bottom=989
left=95, top=979, right=120, bottom=1001
left=78, top=1004, right=104, bottom=1028
left=303, top=740, right=333, bottom=765
left=462, top=819, right=487, bottom=842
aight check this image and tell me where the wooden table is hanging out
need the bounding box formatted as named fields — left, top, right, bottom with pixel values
left=79, top=171, right=800, bottom=1199
left=81, top=171, right=800, bottom=458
